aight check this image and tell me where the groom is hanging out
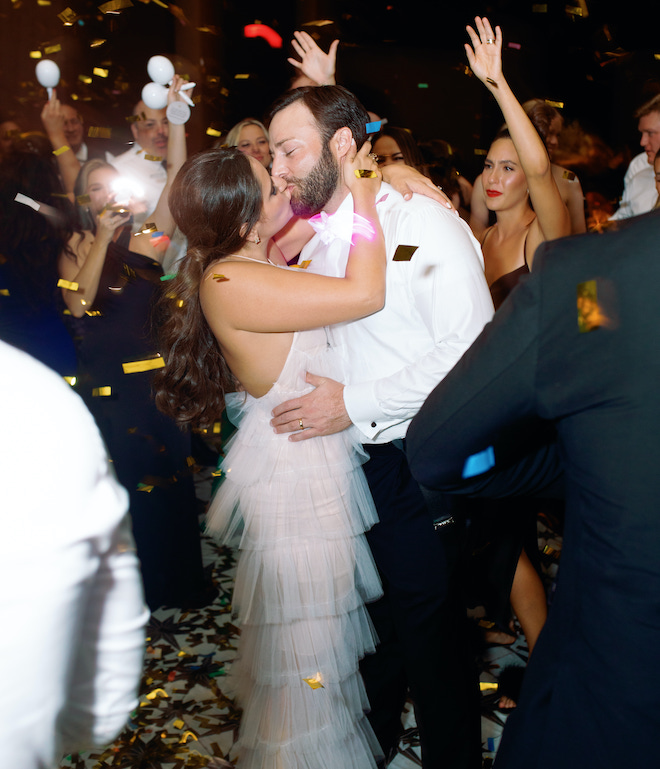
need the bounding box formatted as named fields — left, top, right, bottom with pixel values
left=268, top=85, right=493, bottom=768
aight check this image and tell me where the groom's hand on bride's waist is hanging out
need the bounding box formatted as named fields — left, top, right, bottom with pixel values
left=271, top=372, right=351, bottom=441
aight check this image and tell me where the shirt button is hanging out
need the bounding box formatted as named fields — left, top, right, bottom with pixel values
left=371, top=422, right=377, bottom=428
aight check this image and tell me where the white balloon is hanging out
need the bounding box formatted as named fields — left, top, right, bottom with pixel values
left=141, top=82, right=169, bottom=110
left=36, top=60, right=60, bottom=89
left=147, top=55, right=175, bottom=86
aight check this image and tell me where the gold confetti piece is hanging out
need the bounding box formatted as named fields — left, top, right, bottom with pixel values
left=98, top=0, right=133, bottom=13
left=122, top=355, right=165, bottom=374
left=92, top=386, right=112, bottom=396
left=177, top=299, right=184, bottom=308
left=474, top=148, right=487, bottom=156
left=562, top=169, right=576, bottom=181
left=53, top=144, right=71, bottom=156
left=393, top=245, right=418, bottom=262
left=532, top=3, right=548, bottom=11
left=77, top=193, right=91, bottom=205
left=291, top=259, right=312, bottom=269
left=211, top=469, right=223, bottom=477
left=179, top=731, right=198, bottom=744
left=486, top=77, right=497, bottom=87
left=0, top=289, right=9, bottom=296
left=173, top=719, right=185, bottom=729
left=135, top=222, right=158, bottom=235
left=303, top=19, right=334, bottom=27
left=58, top=7, right=78, bottom=23
left=44, top=44, right=62, bottom=54
left=63, top=375, right=77, bottom=386
left=212, top=273, right=229, bottom=282
left=87, top=126, right=112, bottom=139
left=477, top=618, right=495, bottom=629
left=57, top=278, right=79, bottom=291
left=85, top=309, right=102, bottom=316
left=206, top=127, right=222, bottom=137
left=145, top=688, right=168, bottom=700
left=186, top=456, right=196, bottom=467
left=29, top=51, right=43, bottom=59
left=354, top=169, right=377, bottom=178
left=78, top=74, right=92, bottom=84
left=234, top=74, right=250, bottom=79
left=38, top=0, right=51, bottom=5
left=303, top=673, right=325, bottom=689
left=90, top=38, right=106, bottom=48
left=93, top=67, right=109, bottom=78
left=480, top=682, right=499, bottom=691
left=577, top=279, right=607, bottom=333
left=177, top=650, right=187, bottom=657
left=565, top=5, right=583, bottom=16
left=102, top=203, right=130, bottom=215
left=137, top=483, right=154, bottom=492
left=220, top=87, right=230, bottom=97
left=151, top=0, right=168, bottom=6
left=144, top=154, right=163, bottom=162
left=545, top=99, right=565, bottom=109
left=212, top=421, right=221, bottom=434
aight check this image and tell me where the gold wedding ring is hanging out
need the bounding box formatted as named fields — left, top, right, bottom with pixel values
left=485, top=38, right=495, bottom=44
left=299, top=418, right=304, bottom=430
left=355, top=169, right=378, bottom=178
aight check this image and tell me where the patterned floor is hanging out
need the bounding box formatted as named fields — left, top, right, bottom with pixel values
left=59, top=468, right=562, bottom=769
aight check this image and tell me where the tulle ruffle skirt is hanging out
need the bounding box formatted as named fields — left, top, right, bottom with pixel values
left=207, top=330, right=383, bottom=768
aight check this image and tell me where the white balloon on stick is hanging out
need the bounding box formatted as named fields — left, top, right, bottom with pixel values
left=141, top=82, right=169, bottom=110
left=147, top=55, right=175, bottom=86
left=36, top=59, right=60, bottom=99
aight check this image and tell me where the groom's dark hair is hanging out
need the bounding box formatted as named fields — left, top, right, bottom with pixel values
left=267, top=85, right=369, bottom=150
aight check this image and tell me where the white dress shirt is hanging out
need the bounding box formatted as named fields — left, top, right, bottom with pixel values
left=0, top=341, right=149, bottom=768
left=108, top=144, right=187, bottom=273
left=610, top=151, right=658, bottom=220
left=304, top=183, right=494, bottom=443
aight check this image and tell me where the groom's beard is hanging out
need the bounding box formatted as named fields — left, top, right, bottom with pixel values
left=286, top=142, right=340, bottom=218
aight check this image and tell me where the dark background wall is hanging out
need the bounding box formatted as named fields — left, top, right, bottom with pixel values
left=1, top=0, right=658, bottom=179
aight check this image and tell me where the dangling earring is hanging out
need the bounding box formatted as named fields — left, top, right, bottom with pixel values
left=254, top=232, right=261, bottom=245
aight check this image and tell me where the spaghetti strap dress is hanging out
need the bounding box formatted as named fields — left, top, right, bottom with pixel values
left=465, top=227, right=541, bottom=633
left=207, top=326, right=383, bottom=769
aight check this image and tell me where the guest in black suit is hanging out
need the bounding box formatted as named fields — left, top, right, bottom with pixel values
left=407, top=209, right=660, bottom=768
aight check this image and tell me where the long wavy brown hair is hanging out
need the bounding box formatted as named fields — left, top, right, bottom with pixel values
left=153, top=147, right=263, bottom=428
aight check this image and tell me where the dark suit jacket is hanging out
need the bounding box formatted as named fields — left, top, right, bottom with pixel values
left=407, top=210, right=660, bottom=769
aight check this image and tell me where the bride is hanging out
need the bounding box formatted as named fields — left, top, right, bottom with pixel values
left=155, top=141, right=387, bottom=768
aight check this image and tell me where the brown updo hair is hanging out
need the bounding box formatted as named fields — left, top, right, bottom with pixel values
left=153, top=147, right=263, bottom=428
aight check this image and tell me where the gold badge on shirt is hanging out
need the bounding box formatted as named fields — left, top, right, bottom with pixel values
left=393, top=245, right=418, bottom=262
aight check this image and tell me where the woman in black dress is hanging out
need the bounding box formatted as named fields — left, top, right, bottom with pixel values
left=58, top=77, right=210, bottom=610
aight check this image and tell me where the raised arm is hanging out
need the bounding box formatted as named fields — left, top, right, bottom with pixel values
left=58, top=209, right=131, bottom=317
left=466, top=18, right=569, bottom=246
left=288, top=30, right=338, bottom=86
left=41, top=91, right=81, bottom=199
left=131, top=75, right=190, bottom=259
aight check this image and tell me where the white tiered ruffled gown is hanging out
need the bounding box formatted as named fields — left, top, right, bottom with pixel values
left=207, top=327, right=383, bottom=769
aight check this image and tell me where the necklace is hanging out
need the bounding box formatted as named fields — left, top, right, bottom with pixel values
left=227, top=254, right=275, bottom=266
